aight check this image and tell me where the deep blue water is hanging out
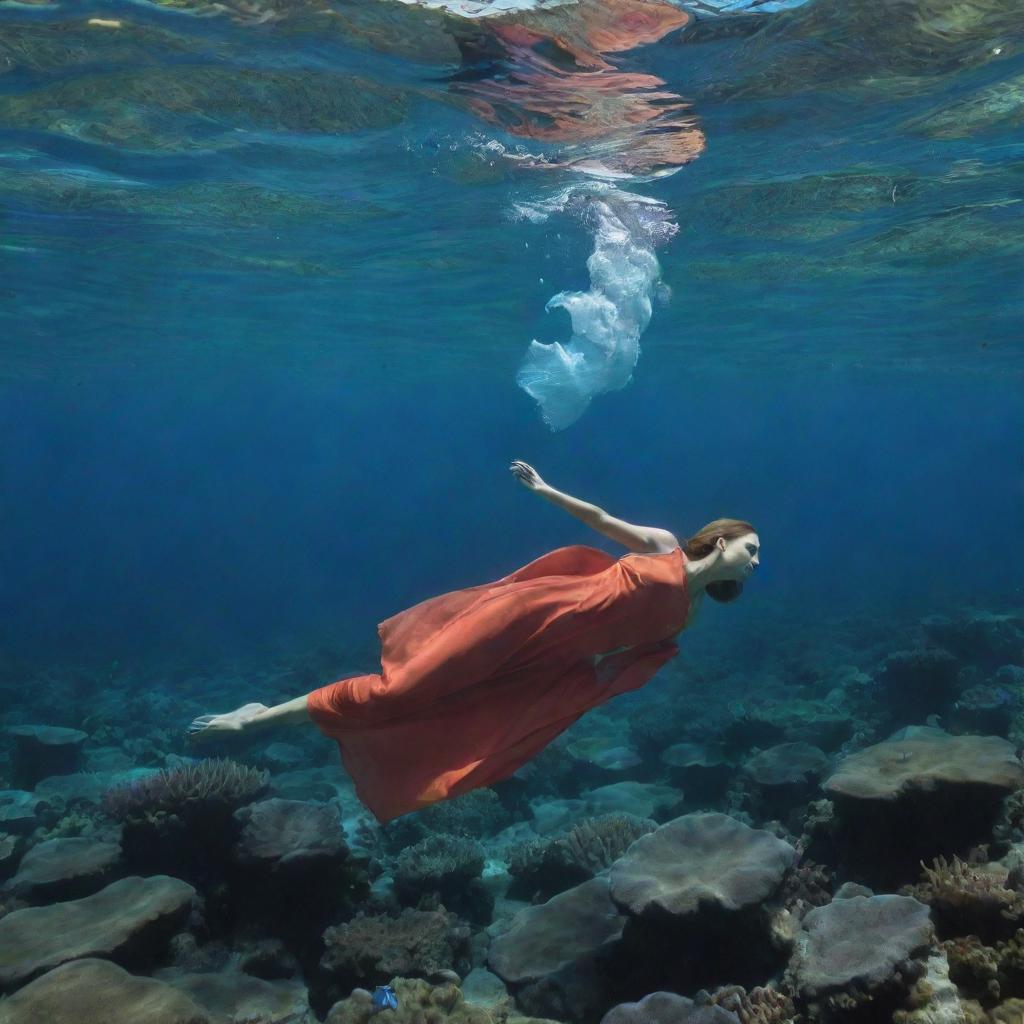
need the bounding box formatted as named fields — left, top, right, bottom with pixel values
left=1, top=0, right=1021, bottom=673
left=1, top=373, right=1022, bottom=666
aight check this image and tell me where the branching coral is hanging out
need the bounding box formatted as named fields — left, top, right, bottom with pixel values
left=699, top=984, right=796, bottom=1024
left=394, top=835, right=485, bottom=894
left=507, top=813, right=656, bottom=900
left=941, top=928, right=1024, bottom=1007
left=904, top=856, right=1024, bottom=941
left=100, top=758, right=270, bottom=879
left=101, top=758, right=269, bottom=820
left=326, top=977, right=507, bottom=1024
left=320, top=908, right=472, bottom=995
left=777, top=859, right=834, bottom=918
left=392, top=835, right=491, bottom=923
left=381, top=790, right=512, bottom=854
left=943, top=934, right=1001, bottom=1004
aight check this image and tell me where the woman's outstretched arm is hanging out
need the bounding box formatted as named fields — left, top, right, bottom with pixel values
left=509, top=460, right=678, bottom=554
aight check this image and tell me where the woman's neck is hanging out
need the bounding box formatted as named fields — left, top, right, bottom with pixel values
left=683, top=551, right=727, bottom=598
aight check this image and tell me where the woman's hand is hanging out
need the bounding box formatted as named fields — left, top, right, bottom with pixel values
left=509, top=460, right=548, bottom=493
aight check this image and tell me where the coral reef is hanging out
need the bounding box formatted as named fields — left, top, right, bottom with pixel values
left=0, top=875, right=197, bottom=992
left=700, top=984, right=796, bottom=1024
left=393, top=834, right=491, bottom=924
left=608, top=814, right=797, bottom=993
left=903, top=856, right=1024, bottom=942
left=874, top=649, right=963, bottom=724
left=789, top=895, right=935, bottom=1021
left=382, top=789, right=514, bottom=853
left=0, top=957, right=216, bottom=1024
left=325, top=975, right=554, bottom=1024
left=659, top=743, right=734, bottom=807
left=488, top=877, right=626, bottom=1024
left=507, top=814, right=656, bottom=901
left=922, top=614, right=1024, bottom=673
left=601, top=990, right=739, bottom=1024
left=822, top=731, right=1024, bottom=886
left=101, top=758, right=269, bottom=819
left=317, top=908, right=472, bottom=1012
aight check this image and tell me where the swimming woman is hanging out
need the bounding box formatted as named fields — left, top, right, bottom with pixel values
left=188, top=460, right=759, bottom=822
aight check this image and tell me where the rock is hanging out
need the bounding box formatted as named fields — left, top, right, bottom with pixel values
left=233, top=798, right=347, bottom=869
left=875, top=649, right=962, bottom=723
left=7, top=836, right=121, bottom=902
left=83, top=746, right=136, bottom=773
left=601, top=991, right=739, bottom=1024
left=7, top=725, right=88, bottom=789
left=0, top=833, right=25, bottom=882
left=0, top=874, right=196, bottom=992
left=0, top=791, right=49, bottom=836
left=488, top=877, right=626, bottom=1022
left=168, top=970, right=313, bottom=1023
left=0, top=957, right=214, bottom=1023
left=231, top=798, right=368, bottom=944
left=823, top=731, right=1024, bottom=886
left=36, top=769, right=159, bottom=808
left=258, top=741, right=308, bottom=772
left=790, top=895, right=934, bottom=1015
left=461, top=966, right=511, bottom=1008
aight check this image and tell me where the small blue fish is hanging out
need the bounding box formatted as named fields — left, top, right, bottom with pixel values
left=372, top=986, right=398, bottom=1012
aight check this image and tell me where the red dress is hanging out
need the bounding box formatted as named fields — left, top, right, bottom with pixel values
left=307, top=545, right=690, bottom=822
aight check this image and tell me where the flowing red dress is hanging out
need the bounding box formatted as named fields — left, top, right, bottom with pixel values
left=307, top=544, right=690, bottom=822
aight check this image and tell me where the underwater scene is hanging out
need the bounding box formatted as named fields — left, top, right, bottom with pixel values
left=1, top=0, right=1024, bottom=1020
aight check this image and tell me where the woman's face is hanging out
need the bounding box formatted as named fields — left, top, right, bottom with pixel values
left=719, top=532, right=760, bottom=580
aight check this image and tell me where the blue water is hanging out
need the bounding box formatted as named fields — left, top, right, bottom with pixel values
left=1, top=0, right=1023, bottom=1016
left=2, top=0, right=1021, bottom=667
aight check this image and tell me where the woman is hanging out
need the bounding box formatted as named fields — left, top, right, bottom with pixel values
left=188, top=461, right=759, bottom=822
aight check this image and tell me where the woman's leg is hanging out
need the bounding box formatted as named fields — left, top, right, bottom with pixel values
left=188, top=694, right=311, bottom=744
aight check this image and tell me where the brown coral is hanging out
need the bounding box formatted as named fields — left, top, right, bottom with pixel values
left=904, top=856, right=1024, bottom=941
left=507, top=813, right=656, bottom=900
left=942, top=935, right=1000, bottom=1004
left=320, top=908, right=472, bottom=994
left=326, top=977, right=504, bottom=1024
left=778, top=859, right=834, bottom=918
left=101, top=757, right=269, bottom=819
left=702, top=984, right=796, bottom=1024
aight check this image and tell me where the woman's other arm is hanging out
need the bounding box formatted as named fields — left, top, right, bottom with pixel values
left=509, top=460, right=678, bottom=554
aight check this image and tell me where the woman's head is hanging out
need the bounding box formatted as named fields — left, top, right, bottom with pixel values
left=683, top=518, right=759, bottom=603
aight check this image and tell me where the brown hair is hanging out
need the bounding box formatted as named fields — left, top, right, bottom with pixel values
left=682, top=518, right=756, bottom=604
